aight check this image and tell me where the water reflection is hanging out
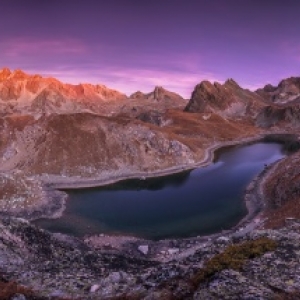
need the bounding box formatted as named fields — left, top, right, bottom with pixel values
left=80, top=170, right=193, bottom=192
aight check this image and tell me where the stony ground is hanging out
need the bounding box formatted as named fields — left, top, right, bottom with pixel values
left=0, top=217, right=300, bottom=299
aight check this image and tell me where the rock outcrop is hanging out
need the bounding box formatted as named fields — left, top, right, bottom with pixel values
left=254, top=78, right=300, bottom=127
left=184, top=79, right=266, bottom=118
left=256, top=103, right=300, bottom=127
left=261, top=149, right=300, bottom=229
left=257, top=77, right=300, bottom=104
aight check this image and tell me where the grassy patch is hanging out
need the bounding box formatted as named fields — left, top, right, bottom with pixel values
left=0, top=278, right=71, bottom=300
left=191, top=237, right=277, bottom=288
left=0, top=281, right=35, bottom=300
left=273, top=291, right=300, bottom=300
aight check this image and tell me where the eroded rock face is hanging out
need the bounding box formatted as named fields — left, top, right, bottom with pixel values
left=184, top=79, right=266, bottom=118
left=257, top=77, right=300, bottom=104
left=136, top=110, right=172, bottom=126
left=255, top=78, right=300, bottom=127
left=260, top=150, right=300, bottom=229
left=256, top=103, right=300, bottom=127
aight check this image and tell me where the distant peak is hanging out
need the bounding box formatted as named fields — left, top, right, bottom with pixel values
left=278, top=76, right=300, bottom=88
left=153, top=86, right=168, bottom=99
left=10, top=69, right=28, bottom=80
left=129, top=91, right=146, bottom=99
left=224, top=78, right=239, bottom=87
left=12, top=69, right=27, bottom=76
left=224, top=79, right=243, bottom=90
left=0, top=67, right=12, bottom=80
left=131, top=90, right=144, bottom=95
left=262, top=84, right=276, bottom=92
left=198, top=80, right=214, bottom=90
left=1, top=67, right=11, bottom=74
left=153, top=86, right=166, bottom=94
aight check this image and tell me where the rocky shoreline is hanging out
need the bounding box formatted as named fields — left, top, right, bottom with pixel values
left=4, top=132, right=293, bottom=253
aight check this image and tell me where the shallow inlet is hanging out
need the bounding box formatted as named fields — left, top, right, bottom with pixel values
left=35, top=142, right=285, bottom=240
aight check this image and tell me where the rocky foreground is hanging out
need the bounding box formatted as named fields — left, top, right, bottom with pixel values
left=0, top=217, right=299, bottom=299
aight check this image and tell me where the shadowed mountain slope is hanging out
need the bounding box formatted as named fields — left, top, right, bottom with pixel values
left=184, top=79, right=267, bottom=118
left=256, top=77, right=300, bottom=104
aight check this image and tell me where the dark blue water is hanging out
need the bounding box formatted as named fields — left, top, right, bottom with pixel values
left=35, top=142, right=285, bottom=240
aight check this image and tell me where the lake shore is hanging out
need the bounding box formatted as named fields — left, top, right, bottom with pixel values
left=29, top=132, right=291, bottom=243
left=4, top=130, right=297, bottom=258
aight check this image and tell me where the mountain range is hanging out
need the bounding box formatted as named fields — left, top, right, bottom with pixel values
left=1, top=68, right=300, bottom=126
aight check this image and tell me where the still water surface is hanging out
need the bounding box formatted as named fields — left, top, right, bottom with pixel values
left=35, top=142, right=285, bottom=239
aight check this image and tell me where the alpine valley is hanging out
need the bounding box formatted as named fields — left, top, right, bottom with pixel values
left=1, top=68, right=300, bottom=299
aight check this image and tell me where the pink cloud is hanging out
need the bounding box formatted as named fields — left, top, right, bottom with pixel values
left=105, top=68, right=222, bottom=97
left=1, top=37, right=87, bottom=57
left=4, top=45, right=221, bottom=98
left=25, top=66, right=222, bottom=98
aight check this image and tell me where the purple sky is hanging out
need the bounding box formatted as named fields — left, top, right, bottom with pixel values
left=1, top=0, right=300, bottom=97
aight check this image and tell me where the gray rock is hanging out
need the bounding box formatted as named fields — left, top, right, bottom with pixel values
left=138, top=245, right=149, bottom=255
left=217, top=236, right=230, bottom=243
left=110, top=271, right=122, bottom=283
left=1, top=217, right=300, bottom=299
left=90, top=284, right=100, bottom=293
left=168, top=248, right=179, bottom=255
left=11, top=295, right=26, bottom=300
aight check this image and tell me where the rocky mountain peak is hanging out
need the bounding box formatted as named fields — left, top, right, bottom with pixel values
left=153, top=85, right=165, bottom=92
left=262, top=84, right=276, bottom=93
left=224, top=78, right=240, bottom=88
left=256, top=77, right=300, bottom=104
left=185, top=78, right=266, bottom=117
left=153, top=86, right=166, bottom=99
left=0, top=67, right=12, bottom=81
left=277, top=77, right=300, bottom=97
left=11, top=69, right=28, bottom=80
left=129, top=86, right=184, bottom=103
left=198, top=80, right=214, bottom=90
left=129, top=91, right=145, bottom=100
